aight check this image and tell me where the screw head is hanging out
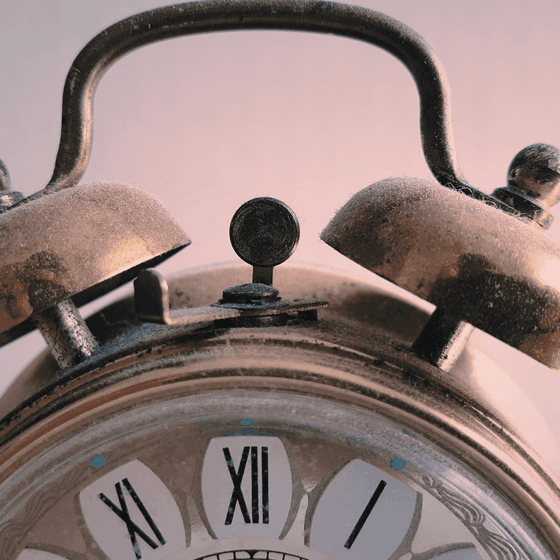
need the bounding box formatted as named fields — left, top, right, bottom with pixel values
left=229, top=197, right=299, bottom=268
left=222, top=283, right=279, bottom=304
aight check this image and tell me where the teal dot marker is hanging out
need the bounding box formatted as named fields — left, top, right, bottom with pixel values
left=91, top=455, right=105, bottom=468
left=390, top=457, right=406, bottom=470
left=240, top=418, right=253, bottom=426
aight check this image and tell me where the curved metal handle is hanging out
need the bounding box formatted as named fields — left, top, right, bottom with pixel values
left=38, top=0, right=469, bottom=198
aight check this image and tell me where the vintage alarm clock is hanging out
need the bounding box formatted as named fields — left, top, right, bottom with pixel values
left=1, top=2, right=560, bottom=559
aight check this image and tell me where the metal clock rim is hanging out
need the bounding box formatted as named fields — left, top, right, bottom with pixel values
left=1, top=326, right=559, bottom=557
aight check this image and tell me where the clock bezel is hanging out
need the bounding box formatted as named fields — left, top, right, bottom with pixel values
left=1, top=312, right=559, bottom=558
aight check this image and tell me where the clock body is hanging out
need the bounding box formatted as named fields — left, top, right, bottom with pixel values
left=1, top=265, right=559, bottom=560
left=0, top=1, right=559, bottom=559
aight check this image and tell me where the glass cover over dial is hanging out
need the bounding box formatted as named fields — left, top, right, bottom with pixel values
left=0, top=388, right=554, bottom=560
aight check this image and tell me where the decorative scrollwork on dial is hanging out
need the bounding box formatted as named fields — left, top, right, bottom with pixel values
left=417, top=474, right=519, bottom=560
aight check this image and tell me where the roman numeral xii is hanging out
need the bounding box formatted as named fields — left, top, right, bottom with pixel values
left=223, top=446, right=270, bottom=525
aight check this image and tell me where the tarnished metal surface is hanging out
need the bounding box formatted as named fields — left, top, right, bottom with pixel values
left=0, top=182, right=189, bottom=335
left=321, top=177, right=560, bottom=369
left=12, top=0, right=470, bottom=205
left=134, top=268, right=328, bottom=325
left=398, top=144, right=560, bottom=371
left=492, top=144, right=560, bottom=228
left=1, top=274, right=560, bottom=556
left=134, top=198, right=326, bottom=326
left=0, top=161, right=23, bottom=212
left=230, top=197, right=300, bottom=284
left=4, top=1, right=554, bottom=366
left=411, top=308, right=474, bottom=371
left=0, top=264, right=432, bottom=418
left=2, top=265, right=560, bottom=554
left=507, top=144, right=560, bottom=210
left=230, top=197, right=299, bottom=268
left=0, top=161, right=10, bottom=194
left=33, top=299, right=97, bottom=369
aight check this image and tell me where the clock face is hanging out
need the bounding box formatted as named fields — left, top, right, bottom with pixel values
left=0, top=385, right=555, bottom=560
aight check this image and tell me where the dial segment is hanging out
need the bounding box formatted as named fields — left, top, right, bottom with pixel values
left=427, top=548, right=482, bottom=559
left=3, top=411, right=522, bottom=560
left=408, top=484, right=487, bottom=557
left=15, top=552, right=68, bottom=560
left=309, top=459, right=420, bottom=560
left=201, top=437, right=292, bottom=539
left=79, top=460, right=186, bottom=560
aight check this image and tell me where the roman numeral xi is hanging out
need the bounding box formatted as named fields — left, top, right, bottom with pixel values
left=99, top=478, right=166, bottom=560
left=223, top=446, right=270, bottom=525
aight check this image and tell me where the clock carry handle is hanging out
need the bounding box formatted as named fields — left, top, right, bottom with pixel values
left=31, top=0, right=467, bottom=200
